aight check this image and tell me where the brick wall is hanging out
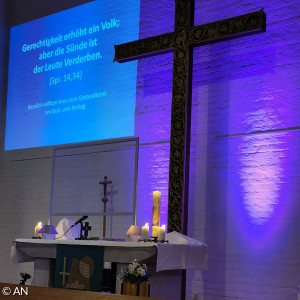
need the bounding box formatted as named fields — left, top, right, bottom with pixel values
left=188, top=0, right=300, bottom=299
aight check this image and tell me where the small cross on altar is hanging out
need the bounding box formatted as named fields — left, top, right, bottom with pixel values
left=83, top=222, right=92, bottom=240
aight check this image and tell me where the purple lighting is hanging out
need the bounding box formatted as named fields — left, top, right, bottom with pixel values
left=133, top=1, right=174, bottom=232
left=238, top=134, right=284, bottom=225
left=229, top=130, right=292, bottom=251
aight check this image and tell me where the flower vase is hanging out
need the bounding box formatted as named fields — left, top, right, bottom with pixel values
left=122, top=282, right=137, bottom=296
left=122, top=282, right=149, bottom=297
left=139, top=281, right=149, bottom=297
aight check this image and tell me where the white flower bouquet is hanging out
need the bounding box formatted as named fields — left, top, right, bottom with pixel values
left=118, top=259, right=150, bottom=284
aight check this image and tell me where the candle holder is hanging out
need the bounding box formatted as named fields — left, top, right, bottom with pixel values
left=32, top=236, right=41, bottom=239
left=157, top=239, right=169, bottom=243
left=139, top=237, right=169, bottom=243
left=139, top=237, right=156, bottom=243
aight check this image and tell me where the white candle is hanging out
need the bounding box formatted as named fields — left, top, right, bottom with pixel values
left=158, top=225, right=166, bottom=241
left=142, top=223, right=149, bottom=240
left=34, top=222, right=43, bottom=237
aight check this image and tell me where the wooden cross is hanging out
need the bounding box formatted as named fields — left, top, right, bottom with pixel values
left=114, top=1, right=266, bottom=234
left=59, top=256, right=70, bottom=287
left=99, top=176, right=112, bottom=237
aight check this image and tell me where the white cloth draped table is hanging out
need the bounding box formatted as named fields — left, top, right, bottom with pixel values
left=11, top=231, right=208, bottom=272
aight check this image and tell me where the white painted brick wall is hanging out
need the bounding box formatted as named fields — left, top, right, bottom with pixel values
left=187, top=1, right=300, bottom=300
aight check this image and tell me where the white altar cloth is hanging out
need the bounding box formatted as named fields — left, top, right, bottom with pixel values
left=11, top=232, right=208, bottom=272
left=156, top=232, right=208, bottom=271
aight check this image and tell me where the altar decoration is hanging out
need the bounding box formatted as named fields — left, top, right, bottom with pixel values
left=55, top=218, right=80, bottom=240
left=119, top=259, right=150, bottom=297
left=152, top=191, right=161, bottom=237
left=38, top=224, right=58, bottom=240
left=55, top=244, right=104, bottom=292
left=126, top=225, right=141, bottom=242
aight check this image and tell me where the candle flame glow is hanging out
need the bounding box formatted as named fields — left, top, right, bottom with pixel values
left=145, top=223, right=149, bottom=226
left=162, top=225, right=166, bottom=229
left=37, top=222, right=42, bottom=226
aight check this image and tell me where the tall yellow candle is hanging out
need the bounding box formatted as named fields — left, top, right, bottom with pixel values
left=152, top=226, right=159, bottom=238
left=152, top=191, right=161, bottom=237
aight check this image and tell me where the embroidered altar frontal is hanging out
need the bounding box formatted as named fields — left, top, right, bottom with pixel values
left=55, top=244, right=104, bottom=292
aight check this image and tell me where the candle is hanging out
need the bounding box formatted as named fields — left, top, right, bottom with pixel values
left=158, top=225, right=166, bottom=241
left=142, top=223, right=149, bottom=240
left=34, top=222, right=43, bottom=237
left=152, top=191, right=161, bottom=237
left=152, top=225, right=159, bottom=238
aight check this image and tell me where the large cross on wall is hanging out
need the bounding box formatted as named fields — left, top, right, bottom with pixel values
left=114, top=0, right=266, bottom=233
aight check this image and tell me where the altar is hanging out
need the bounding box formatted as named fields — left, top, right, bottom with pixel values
left=11, top=232, right=208, bottom=300
left=10, top=140, right=208, bottom=300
